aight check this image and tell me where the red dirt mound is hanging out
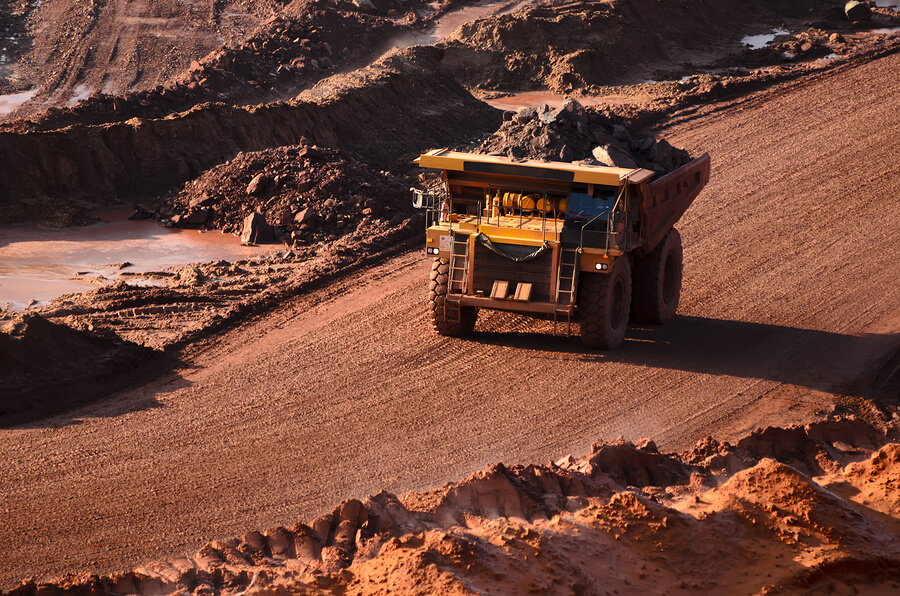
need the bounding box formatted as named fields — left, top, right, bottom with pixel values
left=157, top=140, right=411, bottom=246
left=0, top=313, right=154, bottom=425
left=8, top=419, right=900, bottom=595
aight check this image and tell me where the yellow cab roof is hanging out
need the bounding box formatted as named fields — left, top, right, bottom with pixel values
left=415, top=148, right=655, bottom=186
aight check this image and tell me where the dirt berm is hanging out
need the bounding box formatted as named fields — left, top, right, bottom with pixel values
left=0, top=313, right=154, bottom=424
left=0, top=46, right=500, bottom=225
left=6, top=419, right=900, bottom=595
left=3, top=0, right=455, bottom=131
left=439, top=0, right=857, bottom=92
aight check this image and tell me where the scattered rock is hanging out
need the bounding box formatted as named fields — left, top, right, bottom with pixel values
left=479, top=101, right=690, bottom=173
left=246, top=173, right=273, bottom=195
left=127, top=204, right=155, bottom=220
left=845, top=0, right=872, bottom=22
left=240, top=212, right=273, bottom=245
left=592, top=144, right=639, bottom=169
left=185, top=209, right=210, bottom=225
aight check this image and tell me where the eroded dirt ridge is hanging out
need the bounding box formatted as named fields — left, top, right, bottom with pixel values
left=6, top=420, right=900, bottom=595
left=0, top=46, right=501, bottom=225
left=1, top=0, right=452, bottom=130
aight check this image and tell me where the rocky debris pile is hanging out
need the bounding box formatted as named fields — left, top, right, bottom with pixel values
left=0, top=313, right=153, bottom=425
left=712, top=28, right=846, bottom=70
left=479, top=99, right=692, bottom=174
left=156, top=140, right=412, bottom=247
left=8, top=418, right=900, bottom=595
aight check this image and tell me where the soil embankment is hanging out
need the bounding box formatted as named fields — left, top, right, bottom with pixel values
left=6, top=420, right=900, bottom=595
left=0, top=314, right=154, bottom=424
left=0, top=46, right=500, bottom=224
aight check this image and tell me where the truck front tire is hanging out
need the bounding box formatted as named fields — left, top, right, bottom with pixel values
left=632, top=227, right=683, bottom=325
left=579, top=257, right=631, bottom=349
left=428, top=258, right=477, bottom=336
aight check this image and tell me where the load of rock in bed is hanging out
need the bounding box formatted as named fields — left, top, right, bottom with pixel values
left=478, top=98, right=692, bottom=175
left=155, top=140, right=413, bottom=247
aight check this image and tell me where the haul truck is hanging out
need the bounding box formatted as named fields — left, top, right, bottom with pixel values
left=412, top=149, right=710, bottom=349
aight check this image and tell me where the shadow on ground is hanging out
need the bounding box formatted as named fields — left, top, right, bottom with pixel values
left=0, top=314, right=192, bottom=429
left=472, top=315, right=900, bottom=403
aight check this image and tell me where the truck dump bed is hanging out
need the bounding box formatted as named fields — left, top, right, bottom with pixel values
left=636, top=153, right=711, bottom=255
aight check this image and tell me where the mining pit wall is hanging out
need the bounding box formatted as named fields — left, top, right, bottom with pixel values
left=0, top=49, right=501, bottom=222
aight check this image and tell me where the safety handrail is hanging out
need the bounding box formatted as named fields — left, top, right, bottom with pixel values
left=579, top=185, right=626, bottom=252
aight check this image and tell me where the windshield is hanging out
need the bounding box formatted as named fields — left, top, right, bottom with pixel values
left=566, top=187, right=618, bottom=219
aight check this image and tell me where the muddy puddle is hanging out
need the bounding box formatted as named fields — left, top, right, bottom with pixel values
left=0, top=208, right=266, bottom=311
left=0, top=89, right=37, bottom=116
left=484, top=91, right=609, bottom=111
left=741, top=27, right=790, bottom=49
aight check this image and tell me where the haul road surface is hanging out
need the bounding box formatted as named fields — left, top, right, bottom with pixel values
left=1, top=50, right=899, bottom=588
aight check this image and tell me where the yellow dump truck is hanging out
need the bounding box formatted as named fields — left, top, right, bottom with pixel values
left=413, top=149, right=710, bottom=349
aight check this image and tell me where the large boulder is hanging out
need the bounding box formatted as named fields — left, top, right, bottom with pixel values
left=592, top=144, right=638, bottom=169
left=845, top=1, right=872, bottom=22
left=240, top=212, right=274, bottom=244
left=246, top=173, right=273, bottom=195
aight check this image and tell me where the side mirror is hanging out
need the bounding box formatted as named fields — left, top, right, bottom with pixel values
left=411, top=188, right=426, bottom=209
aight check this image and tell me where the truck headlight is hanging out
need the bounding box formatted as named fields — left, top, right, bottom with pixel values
left=595, top=263, right=608, bottom=271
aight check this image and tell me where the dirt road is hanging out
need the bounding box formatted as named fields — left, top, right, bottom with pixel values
left=2, top=51, right=900, bottom=589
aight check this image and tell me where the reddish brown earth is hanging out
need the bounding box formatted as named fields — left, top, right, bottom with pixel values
left=3, top=0, right=898, bottom=227
left=2, top=46, right=900, bottom=592
left=0, top=0, right=456, bottom=123
left=7, top=420, right=900, bottom=595
left=2, top=0, right=900, bottom=593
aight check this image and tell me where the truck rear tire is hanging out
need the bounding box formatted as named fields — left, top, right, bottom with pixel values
left=578, top=257, right=631, bottom=349
left=632, top=227, right=683, bottom=325
left=428, top=258, right=477, bottom=336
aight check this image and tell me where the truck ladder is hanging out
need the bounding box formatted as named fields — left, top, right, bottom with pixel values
left=446, top=235, right=469, bottom=324
left=554, top=247, right=579, bottom=335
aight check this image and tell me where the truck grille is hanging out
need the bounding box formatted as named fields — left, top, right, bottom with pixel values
left=471, top=243, right=554, bottom=302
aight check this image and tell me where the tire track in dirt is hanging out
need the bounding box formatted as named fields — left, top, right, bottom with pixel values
left=2, top=46, right=900, bottom=591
